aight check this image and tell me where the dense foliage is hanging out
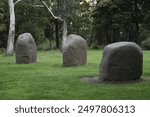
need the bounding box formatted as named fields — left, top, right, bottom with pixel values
left=92, top=0, right=150, bottom=46
left=0, top=0, right=150, bottom=49
left=0, top=0, right=93, bottom=50
left=0, top=0, right=8, bottom=48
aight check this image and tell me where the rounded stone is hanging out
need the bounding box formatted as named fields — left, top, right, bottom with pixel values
left=62, top=34, right=87, bottom=67
left=15, top=33, right=37, bottom=64
left=99, top=42, right=143, bottom=81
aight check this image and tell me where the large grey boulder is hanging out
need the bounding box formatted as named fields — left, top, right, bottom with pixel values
left=62, top=34, right=87, bottom=67
left=99, top=42, right=143, bottom=81
left=16, top=33, right=37, bottom=64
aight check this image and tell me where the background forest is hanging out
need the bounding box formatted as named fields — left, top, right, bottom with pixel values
left=0, top=0, right=150, bottom=52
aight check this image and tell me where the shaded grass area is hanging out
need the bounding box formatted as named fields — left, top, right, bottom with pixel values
left=0, top=50, right=150, bottom=100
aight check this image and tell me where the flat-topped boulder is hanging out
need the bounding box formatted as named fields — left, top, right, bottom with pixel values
left=16, top=33, right=37, bottom=64
left=62, top=34, right=87, bottom=67
left=99, top=42, right=143, bottom=81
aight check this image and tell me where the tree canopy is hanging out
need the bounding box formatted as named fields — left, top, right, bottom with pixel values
left=0, top=0, right=150, bottom=50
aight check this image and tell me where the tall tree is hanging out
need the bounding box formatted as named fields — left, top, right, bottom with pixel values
left=33, top=0, right=75, bottom=46
left=6, top=0, right=24, bottom=56
left=140, top=0, right=150, bottom=40
left=92, top=0, right=144, bottom=45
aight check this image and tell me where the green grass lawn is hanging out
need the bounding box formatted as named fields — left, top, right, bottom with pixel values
left=0, top=50, right=150, bottom=100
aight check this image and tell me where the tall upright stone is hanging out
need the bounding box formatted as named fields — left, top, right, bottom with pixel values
left=99, top=42, right=143, bottom=81
left=16, top=33, right=37, bottom=64
left=62, top=34, right=87, bottom=67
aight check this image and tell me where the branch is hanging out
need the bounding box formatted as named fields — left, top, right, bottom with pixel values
left=31, top=4, right=44, bottom=8
left=29, top=0, right=45, bottom=8
left=42, top=1, right=63, bottom=21
left=14, top=0, right=23, bottom=5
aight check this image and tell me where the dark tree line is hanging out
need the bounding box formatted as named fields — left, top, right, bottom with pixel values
left=92, top=0, right=150, bottom=46
left=1, top=0, right=150, bottom=51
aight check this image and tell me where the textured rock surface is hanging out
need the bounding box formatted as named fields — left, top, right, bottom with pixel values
left=99, top=42, right=143, bottom=81
left=16, top=33, right=37, bottom=64
left=62, top=34, right=87, bottom=67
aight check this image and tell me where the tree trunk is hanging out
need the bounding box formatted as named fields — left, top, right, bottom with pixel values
left=134, top=0, right=140, bottom=45
left=55, top=20, right=59, bottom=48
left=49, top=37, right=52, bottom=50
left=106, top=29, right=109, bottom=45
left=6, top=0, right=15, bottom=56
left=62, top=19, right=67, bottom=45
left=111, top=29, right=113, bottom=43
left=89, top=28, right=94, bottom=47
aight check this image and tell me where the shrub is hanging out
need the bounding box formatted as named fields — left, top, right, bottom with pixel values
left=141, top=38, right=150, bottom=50
left=37, top=42, right=50, bottom=51
left=0, top=48, right=5, bottom=54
